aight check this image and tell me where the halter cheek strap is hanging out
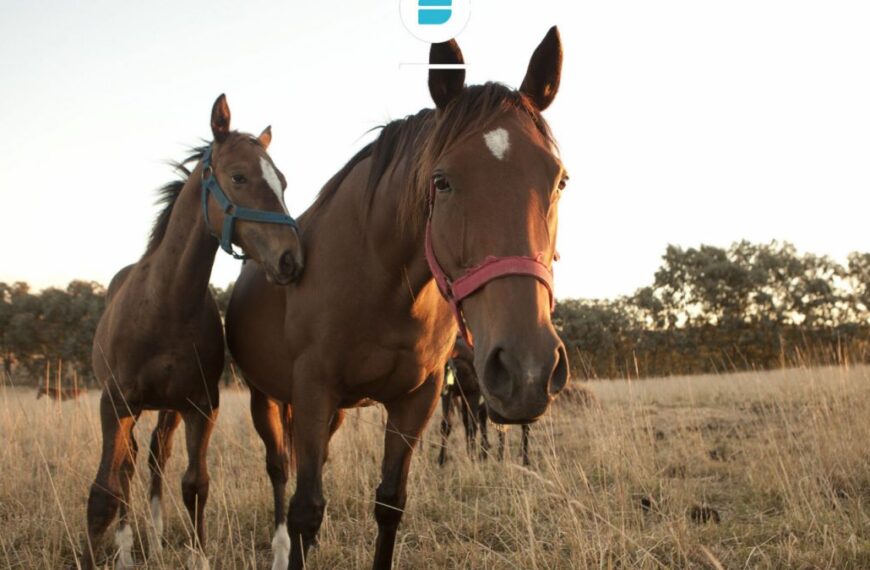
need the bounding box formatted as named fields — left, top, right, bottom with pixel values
left=200, top=146, right=299, bottom=260
left=423, top=181, right=555, bottom=345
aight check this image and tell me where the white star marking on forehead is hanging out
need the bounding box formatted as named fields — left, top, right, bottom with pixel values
left=483, top=128, right=510, bottom=161
left=259, top=157, right=289, bottom=214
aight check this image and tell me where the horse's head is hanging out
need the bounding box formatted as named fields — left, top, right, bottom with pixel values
left=423, top=28, right=569, bottom=424
left=204, top=94, right=304, bottom=284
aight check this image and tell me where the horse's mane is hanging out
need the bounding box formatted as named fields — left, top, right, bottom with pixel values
left=145, top=145, right=209, bottom=255
left=304, top=82, right=556, bottom=230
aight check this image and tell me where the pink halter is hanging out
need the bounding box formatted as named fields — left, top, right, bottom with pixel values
left=424, top=181, right=556, bottom=345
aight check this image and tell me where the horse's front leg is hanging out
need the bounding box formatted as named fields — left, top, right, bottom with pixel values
left=459, top=397, right=478, bottom=460
left=437, top=391, right=453, bottom=466
left=286, top=389, right=338, bottom=570
left=477, top=399, right=490, bottom=461
left=180, top=403, right=219, bottom=569
left=521, top=424, right=531, bottom=467
left=250, top=387, right=294, bottom=570
left=372, top=374, right=441, bottom=570
left=82, top=391, right=138, bottom=570
left=147, top=409, right=182, bottom=556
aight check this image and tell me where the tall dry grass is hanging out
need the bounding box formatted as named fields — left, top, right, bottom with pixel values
left=2, top=364, right=870, bottom=568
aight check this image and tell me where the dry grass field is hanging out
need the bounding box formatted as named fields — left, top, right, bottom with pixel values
left=2, top=365, right=870, bottom=569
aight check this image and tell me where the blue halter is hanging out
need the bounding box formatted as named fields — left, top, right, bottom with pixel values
left=200, top=146, right=298, bottom=260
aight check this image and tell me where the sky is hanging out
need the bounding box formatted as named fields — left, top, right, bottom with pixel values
left=1, top=1, right=869, bottom=300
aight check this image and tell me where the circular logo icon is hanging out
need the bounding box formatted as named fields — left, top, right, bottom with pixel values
left=399, top=0, right=472, bottom=44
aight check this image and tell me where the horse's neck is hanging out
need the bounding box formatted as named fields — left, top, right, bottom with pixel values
left=147, top=174, right=218, bottom=312
left=365, top=155, right=457, bottom=355
left=367, top=159, right=433, bottom=297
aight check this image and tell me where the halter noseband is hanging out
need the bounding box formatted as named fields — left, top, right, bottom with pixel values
left=424, top=181, right=556, bottom=345
left=200, top=146, right=299, bottom=260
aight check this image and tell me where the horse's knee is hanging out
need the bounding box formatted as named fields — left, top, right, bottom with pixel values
left=288, top=494, right=326, bottom=539
left=181, top=474, right=210, bottom=509
left=374, top=486, right=404, bottom=529
left=440, top=418, right=451, bottom=437
left=265, top=452, right=289, bottom=485
left=87, top=483, right=120, bottom=535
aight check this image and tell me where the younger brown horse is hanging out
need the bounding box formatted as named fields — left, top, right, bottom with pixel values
left=438, top=336, right=531, bottom=466
left=227, top=27, right=568, bottom=570
left=83, top=95, right=302, bottom=569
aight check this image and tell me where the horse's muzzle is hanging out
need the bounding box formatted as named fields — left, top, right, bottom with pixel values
left=478, top=341, right=569, bottom=423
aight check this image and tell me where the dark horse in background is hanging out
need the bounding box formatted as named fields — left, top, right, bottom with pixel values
left=438, top=336, right=531, bottom=467
left=37, top=384, right=88, bottom=401
left=83, top=95, right=303, bottom=570
left=226, top=27, right=569, bottom=570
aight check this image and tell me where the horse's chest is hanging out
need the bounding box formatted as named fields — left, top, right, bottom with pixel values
left=339, top=344, right=418, bottom=399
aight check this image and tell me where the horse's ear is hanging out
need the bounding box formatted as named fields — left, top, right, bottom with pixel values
left=258, top=125, right=272, bottom=149
left=429, top=40, right=466, bottom=110
left=520, top=26, right=563, bottom=111
left=210, top=94, right=231, bottom=143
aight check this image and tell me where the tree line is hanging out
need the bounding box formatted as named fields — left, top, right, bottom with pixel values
left=0, top=281, right=233, bottom=386
left=3, top=240, right=870, bottom=385
left=554, top=241, right=870, bottom=378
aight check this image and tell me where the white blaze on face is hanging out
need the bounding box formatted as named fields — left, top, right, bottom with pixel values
left=114, top=524, right=134, bottom=569
left=484, top=127, right=510, bottom=161
left=259, top=157, right=289, bottom=214
left=271, top=523, right=291, bottom=570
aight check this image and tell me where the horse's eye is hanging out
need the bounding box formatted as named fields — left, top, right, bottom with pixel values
left=433, top=174, right=451, bottom=192
left=558, top=177, right=568, bottom=192
left=231, top=174, right=247, bottom=185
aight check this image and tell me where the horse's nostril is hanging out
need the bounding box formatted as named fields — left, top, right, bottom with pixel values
left=279, top=251, right=296, bottom=275
left=483, top=348, right=514, bottom=403
left=548, top=345, right=569, bottom=397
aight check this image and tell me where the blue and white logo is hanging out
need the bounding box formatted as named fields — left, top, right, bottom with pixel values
left=418, top=0, right=452, bottom=26
left=400, top=0, right=471, bottom=43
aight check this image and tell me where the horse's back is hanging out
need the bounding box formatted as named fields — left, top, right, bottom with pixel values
left=92, top=264, right=134, bottom=376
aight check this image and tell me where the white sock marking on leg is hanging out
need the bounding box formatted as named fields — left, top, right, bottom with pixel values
left=271, top=523, right=291, bottom=570
left=149, top=495, right=163, bottom=554
left=114, top=524, right=134, bottom=569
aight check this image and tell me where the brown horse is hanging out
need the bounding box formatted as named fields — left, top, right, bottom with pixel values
left=438, top=336, right=531, bottom=467
left=226, top=28, right=569, bottom=570
left=36, top=384, right=88, bottom=401
left=83, top=95, right=303, bottom=570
